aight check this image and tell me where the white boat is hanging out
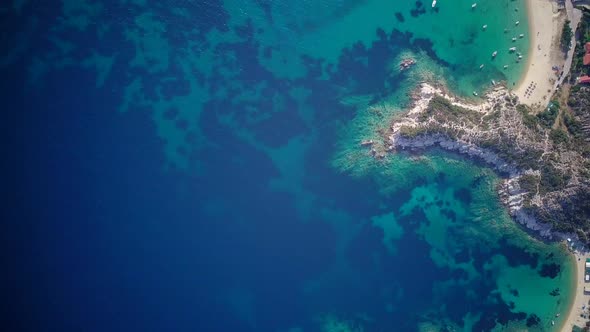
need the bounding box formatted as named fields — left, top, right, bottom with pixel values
left=482, top=24, right=488, bottom=30
left=491, top=80, right=496, bottom=86
left=473, top=91, right=478, bottom=96
left=512, top=37, right=517, bottom=42
left=515, top=21, right=520, bottom=26
left=472, top=3, right=477, bottom=9
left=509, top=47, right=516, bottom=52
left=361, top=140, right=374, bottom=146
left=519, top=33, right=525, bottom=38
left=492, top=51, right=498, bottom=57
left=479, top=64, right=484, bottom=69
left=432, top=0, right=437, bottom=8
left=518, top=55, right=523, bottom=59
left=503, top=65, right=508, bottom=69
left=399, top=58, right=416, bottom=71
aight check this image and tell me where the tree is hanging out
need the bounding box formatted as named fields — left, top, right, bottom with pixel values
left=561, top=20, right=573, bottom=51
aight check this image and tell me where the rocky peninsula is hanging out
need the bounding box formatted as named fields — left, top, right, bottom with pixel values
left=370, top=82, right=590, bottom=244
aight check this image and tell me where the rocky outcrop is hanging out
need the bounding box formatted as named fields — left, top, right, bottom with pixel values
left=380, top=82, right=590, bottom=243
left=393, top=134, right=520, bottom=177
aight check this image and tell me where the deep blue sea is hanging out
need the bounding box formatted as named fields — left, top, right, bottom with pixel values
left=2, top=1, right=575, bottom=331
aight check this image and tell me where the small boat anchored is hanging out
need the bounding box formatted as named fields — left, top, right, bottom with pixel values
left=515, top=21, right=520, bottom=26
left=491, top=80, right=496, bottom=86
left=479, top=64, right=484, bottom=69
left=492, top=51, right=498, bottom=57
left=519, top=33, right=525, bottom=38
left=509, top=47, right=516, bottom=52
left=361, top=139, right=374, bottom=147
left=512, top=37, right=517, bottom=42
left=473, top=91, right=478, bottom=96
left=482, top=24, right=488, bottom=30
left=432, top=0, right=437, bottom=8
left=472, top=3, right=477, bottom=9
left=399, top=58, right=416, bottom=71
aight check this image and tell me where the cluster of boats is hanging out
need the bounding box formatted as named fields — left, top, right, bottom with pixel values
left=428, top=1, right=526, bottom=98
left=479, top=20, right=525, bottom=73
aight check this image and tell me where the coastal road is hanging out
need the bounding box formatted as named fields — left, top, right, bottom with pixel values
left=555, top=0, right=583, bottom=88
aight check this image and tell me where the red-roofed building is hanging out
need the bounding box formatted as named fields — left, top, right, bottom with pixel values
left=579, top=76, right=590, bottom=84
left=584, top=43, right=590, bottom=66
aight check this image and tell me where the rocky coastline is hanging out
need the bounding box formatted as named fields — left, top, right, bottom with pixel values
left=392, top=131, right=555, bottom=238
left=376, top=82, right=590, bottom=244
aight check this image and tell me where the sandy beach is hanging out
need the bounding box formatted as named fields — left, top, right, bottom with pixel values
left=512, top=3, right=588, bottom=329
left=560, top=251, right=590, bottom=332
left=513, top=0, right=565, bottom=109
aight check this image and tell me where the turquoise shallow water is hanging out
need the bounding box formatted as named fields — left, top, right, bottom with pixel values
left=223, top=0, right=530, bottom=93
left=2, top=0, right=575, bottom=331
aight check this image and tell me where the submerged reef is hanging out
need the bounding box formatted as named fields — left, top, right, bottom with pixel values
left=369, top=82, right=590, bottom=245
left=318, top=314, right=364, bottom=332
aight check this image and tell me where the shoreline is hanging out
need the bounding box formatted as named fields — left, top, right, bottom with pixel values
left=371, top=78, right=590, bottom=332
left=371, top=3, right=587, bottom=330
left=387, top=83, right=553, bottom=234
left=381, top=81, right=588, bottom=331
left=560, top=250, right=590, bottom=332
left=517, top=2, right=588, bottom=331
left=513, top=0, right=535, bottom=92
left=513, top=0, right=565, bottom=109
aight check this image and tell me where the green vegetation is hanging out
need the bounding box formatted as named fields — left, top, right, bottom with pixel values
left=569, top=12, right=590, bottom=81
left=549, top=190, right=590, bottom=239
left=398, top=125, right=429, bottom=138
left=479, top=137, right=543, bottom=171
left=519, top=174, right=538, bottom=194
left=570, top=84, right=581, bottom=94
left=582, top=161, right=590, bottom=178
left=539, top=163, right=569, bottom=194
left=482, top=109, right=501, bottom=123
left=507, top=149, right=542, bottom=170
left=536, top=101, right=559, bottom=128
left=563, top=113, right=583, bottom=138
left=583, top=11, right=590, bottom=43
left=550, top=128, right=569, bottom=146
left=419, top=96, right=480, bottom=124
left=517, top=104, right=539, bottom=130
left=561, top=20, right=573, bottom=51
